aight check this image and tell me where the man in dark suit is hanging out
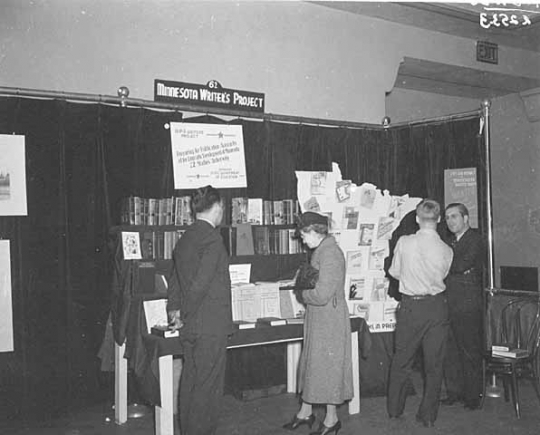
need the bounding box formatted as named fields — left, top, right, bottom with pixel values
left=168, top=185, right=232, bottom=435
left=441, top=203, right=485, bottom=410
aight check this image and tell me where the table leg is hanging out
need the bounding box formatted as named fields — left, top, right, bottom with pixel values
left=114, top=342, right=128, bottom=424
left=349, top=330, right=360, bottom=414
left=286, top=342, right=302, bottom=393
left=155, top=355, right=174, bottom=435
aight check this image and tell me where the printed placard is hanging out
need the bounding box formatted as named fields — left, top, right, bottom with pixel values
left=170, top=123, right=247, bottom=189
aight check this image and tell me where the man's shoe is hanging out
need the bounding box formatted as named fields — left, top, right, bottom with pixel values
left=415, top=415, right=434, bottom=428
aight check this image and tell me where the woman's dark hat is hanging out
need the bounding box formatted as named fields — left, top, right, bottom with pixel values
left=297, top=211, right=328, bottom=229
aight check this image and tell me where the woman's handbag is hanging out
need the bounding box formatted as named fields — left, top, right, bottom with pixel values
left=294, top=262, right=319, bottom=290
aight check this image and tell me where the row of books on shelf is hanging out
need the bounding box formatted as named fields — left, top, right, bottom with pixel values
left=122, top=225, right=303, bottom=261
left=139, top=229, right=185, bottom=260
left=221, top=225, right=304, bottom=256
left=231, top=197, right=300, bottom=225
left=120, top=195, right=301, bottom=227
left=121, top=196, right=194, bottom=226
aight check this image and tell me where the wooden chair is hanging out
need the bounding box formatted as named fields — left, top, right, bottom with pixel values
left=480, top=298, right=540, bottom=418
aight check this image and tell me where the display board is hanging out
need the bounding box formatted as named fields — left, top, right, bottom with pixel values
left=296, top=163, right=422, bottom=333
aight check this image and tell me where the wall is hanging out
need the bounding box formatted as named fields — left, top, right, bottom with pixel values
left=1, top=1, right=539, bottom=125
left=1, top=0, right=539, bottom=284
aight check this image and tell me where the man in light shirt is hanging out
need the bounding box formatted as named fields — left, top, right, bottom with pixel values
left=387, top=199, right=453, bottom=428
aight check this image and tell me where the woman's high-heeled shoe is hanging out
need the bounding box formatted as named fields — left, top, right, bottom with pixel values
left=309, top=420, right=341, bottom=435
left=283, top=414, right=316, bottom=430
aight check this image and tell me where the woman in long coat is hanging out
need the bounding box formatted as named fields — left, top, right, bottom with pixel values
left=283, top=212, right=353, bottom=435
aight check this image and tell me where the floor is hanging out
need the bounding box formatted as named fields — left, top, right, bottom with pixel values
left=4, top=373, right=540, bottom=435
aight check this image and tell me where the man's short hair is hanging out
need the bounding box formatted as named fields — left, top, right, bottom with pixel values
left=445, top=202, right=469, bottom=217
left=416, top=199, right=441, bottom=222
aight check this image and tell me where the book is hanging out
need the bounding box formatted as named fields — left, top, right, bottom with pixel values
left=151, top=325, right=180, bottom=338
left=143, top=299, right=168, bottom=333
left=336, top=180, right=352, bottom=202
left=220, top=226, right=237, bottom=256
left=233, top=320, right=257, bottom=330
left=285, top=317, right=305, bottom=324
left=369, top=244, right=388, bottom=270
left=121, top=231, right=142, bottom=260
left=491, top=344, right=511, bottom=352
left=347, top=276, right=366, bottom=300
left=492, top=348, right=528, bottom=359
left=342, top=206, right=359, bottom=230
left=358, top=223, right=375, bottom=246
left=236, top=223, right=255, bottom=256
left=247, top=198, right=264, bottom=224
left=256, top=317, right=287, bottom=327
left=310, top=171, right=327, bottom=195
left=346, top=250, right=365, bottom=274
left=231, top=197, right=248, bottom=224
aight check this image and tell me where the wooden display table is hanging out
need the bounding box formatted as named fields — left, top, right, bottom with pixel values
left=114, top=317, right=367, bottom=435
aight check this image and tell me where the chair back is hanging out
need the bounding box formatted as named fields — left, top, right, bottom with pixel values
left=500, top=298, right=540, bottom=353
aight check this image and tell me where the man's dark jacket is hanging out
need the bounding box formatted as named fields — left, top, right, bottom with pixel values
left=168, top=219, right=233, bottom=337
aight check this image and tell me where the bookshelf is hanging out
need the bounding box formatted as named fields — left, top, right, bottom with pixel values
left=112, top=193, right=307, bottom=400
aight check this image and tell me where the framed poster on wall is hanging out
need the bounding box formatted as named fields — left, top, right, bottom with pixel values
left=0, top=134, right=27, bottom=216
left=444, top=167, right=478, bottom=228
left=0, top=240, right=13, bottom=352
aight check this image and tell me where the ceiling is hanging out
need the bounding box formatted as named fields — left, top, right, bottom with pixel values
left=315, top=2, right=540, bottom=51
left=314, top=2, right=540, bottom=99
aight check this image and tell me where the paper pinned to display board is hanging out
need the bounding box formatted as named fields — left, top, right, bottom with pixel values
left=0, top=240, right=13, bottom=352
left=169, top=122, right=247, bottom=189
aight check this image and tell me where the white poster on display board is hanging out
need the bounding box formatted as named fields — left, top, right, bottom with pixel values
left=0, top=134, right=27, bottom=216
left=169, top=123, right=247, bottom=189
left=0, top=240, right=13, bottom=352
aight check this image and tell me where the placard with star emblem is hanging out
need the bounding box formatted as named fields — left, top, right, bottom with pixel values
left=169, top=122, right=247, bottom=189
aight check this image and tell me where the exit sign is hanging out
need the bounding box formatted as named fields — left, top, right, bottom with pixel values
left=477, top=41, right=498, bottom=64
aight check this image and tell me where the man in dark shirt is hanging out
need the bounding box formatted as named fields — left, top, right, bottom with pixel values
left=168, top=186, right=232, bottom=435
left=441, top=203, right=485, bottom=410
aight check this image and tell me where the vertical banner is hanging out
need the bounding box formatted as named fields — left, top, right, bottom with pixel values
left=0, top=134, right=27, bottom=216
left=444, top=168, right=478, bottom=228
left=0, top=240, right=13, bottom=352
left=169, top=123, right=247, bottom=189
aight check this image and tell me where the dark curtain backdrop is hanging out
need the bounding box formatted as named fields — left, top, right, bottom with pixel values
left=0, top=97, right=485, bottom=421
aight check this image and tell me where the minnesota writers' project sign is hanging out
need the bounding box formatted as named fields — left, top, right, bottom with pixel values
left=155, top=79, right=265, bottom=113
left=444, top=168, right=478, bottom=228
left=170, top=122, right=247, bottom=189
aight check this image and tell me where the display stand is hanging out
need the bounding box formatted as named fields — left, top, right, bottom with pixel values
left=114, top=318, right=365, bottom=435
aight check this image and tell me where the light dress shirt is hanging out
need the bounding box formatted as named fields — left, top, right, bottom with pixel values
left=389, top=228, right=453, bottom=296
